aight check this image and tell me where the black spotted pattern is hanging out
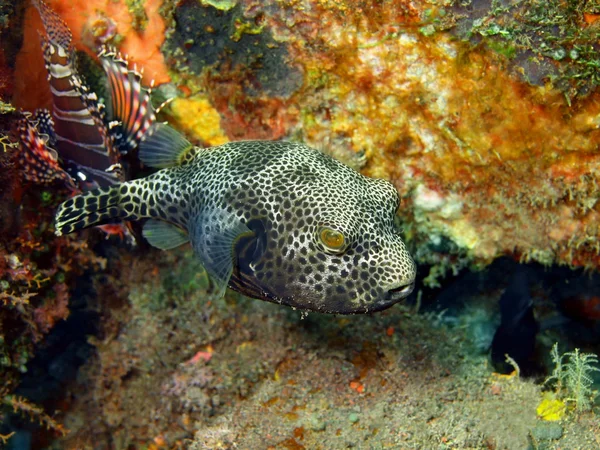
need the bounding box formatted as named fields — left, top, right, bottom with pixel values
left=55, top=140, right=416, bottom=314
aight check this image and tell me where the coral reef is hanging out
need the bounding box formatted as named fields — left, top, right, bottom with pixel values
left=0, top=166, right=109, bottom=439
left=247, top=0, right=600, bottom=278
left=0, top=15, right=113, bottom=434
left=450, top=0, right=600, bottom=99
left=2, top=394, right=67, bottom=437
left=14, top=0, right=600, bottom=275
left=3, top=0, right=600, bottom=448
left=166, top=96, right=230, bottom=146
left=163, top=0, right=302, bottom=98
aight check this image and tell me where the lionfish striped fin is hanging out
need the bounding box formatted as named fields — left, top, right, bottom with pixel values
left=17, top=114, right=76, bottom=190
left=33, top=0, right=121, bottom=188
left=100, top=49, right=157, bottom=153
left=32, top=0, right=72, bottom=53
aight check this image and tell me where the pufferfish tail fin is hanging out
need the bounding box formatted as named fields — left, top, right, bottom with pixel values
left=54, top=180, right=160, bottom=236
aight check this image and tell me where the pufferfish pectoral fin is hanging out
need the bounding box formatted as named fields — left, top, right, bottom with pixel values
left=139, top=122, right=195, bottom=169
left=193, top=212, right=252, bottom=298
left=142, top=220, right=190, bottom=250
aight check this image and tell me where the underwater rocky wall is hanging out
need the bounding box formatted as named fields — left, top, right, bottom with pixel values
left=1, top=0, right=600, bottom=447
left=9, top=0, right=600, bottom=280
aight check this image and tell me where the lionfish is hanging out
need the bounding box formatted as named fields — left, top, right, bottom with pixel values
left=17, top=0, right=156, bottom=236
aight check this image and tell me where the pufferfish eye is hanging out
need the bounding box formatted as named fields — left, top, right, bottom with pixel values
left=317, top=226, right=348, bottom=254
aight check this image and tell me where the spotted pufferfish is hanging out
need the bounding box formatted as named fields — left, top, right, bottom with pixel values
left=55, top=117, right=417, bottom=313
left=38, top=4, right=417, bottom=314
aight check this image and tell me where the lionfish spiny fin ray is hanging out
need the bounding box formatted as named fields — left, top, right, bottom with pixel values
left=33, top=0, right=121, bottom=188
left=100, top=48, right=157, bottom=153
left=17, top=115, right=76, bottom=190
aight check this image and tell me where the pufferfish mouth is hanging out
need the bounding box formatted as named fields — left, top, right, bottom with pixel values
left=386, top=281, right=415, bottom=301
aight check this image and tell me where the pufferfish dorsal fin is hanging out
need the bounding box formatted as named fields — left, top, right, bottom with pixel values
left=139, top=122, right=196, bottom=168
left=193, top=212, right=252, bottom=298
left=142, top=220, right=189, bottom=250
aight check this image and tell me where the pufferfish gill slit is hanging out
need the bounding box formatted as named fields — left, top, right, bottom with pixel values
left=54, top=88, right=416, bottom=315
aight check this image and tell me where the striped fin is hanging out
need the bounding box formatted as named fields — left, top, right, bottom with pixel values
left=32, top=0, right=72, bottom=53
left=100, top=49, right=156, bottom=153
left=34, top=0, right=121, bottom=188
left=17, top=115, right=76, bottom=190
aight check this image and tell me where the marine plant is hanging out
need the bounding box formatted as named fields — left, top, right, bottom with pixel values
left=0, top=110, right=109, bottom=443
left=544, top=343, right=600, bottom=413
left=1, top=394, right=67, bottom=437
left=450, top=0, right=600, bottom=100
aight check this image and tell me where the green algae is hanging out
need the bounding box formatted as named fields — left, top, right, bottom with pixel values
left=201, top=0, right=238, bottom=12
left=130, top=249, right=211, bottom=313
left=163, top=1, right=302, bottom=98
left=125, top=0, right=149, bottom=32
left=449, top=0, right=600, bottom=99
left=230, top=17, right=265, bottom=42
left=0, top=101, right=13, bottom=115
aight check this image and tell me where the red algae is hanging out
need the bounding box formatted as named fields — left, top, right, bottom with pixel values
left=45, top=0, right=169, bottom=83
left=12, top=5, right=51, bottom=111
left=13, top=0, right=169, bottom=111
